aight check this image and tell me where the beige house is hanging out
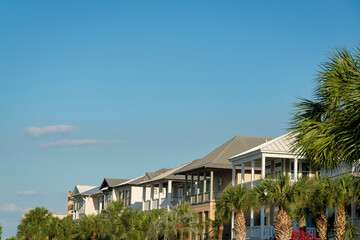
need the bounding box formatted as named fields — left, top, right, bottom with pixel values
left=175, top=135, right=272, bottom=240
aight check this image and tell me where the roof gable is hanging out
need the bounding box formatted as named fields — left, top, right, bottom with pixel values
left=229, top=132, right=295, bottom=161
left=72, top=185, right=97, bottom=196
left=100, top=178, right=129, bottom=190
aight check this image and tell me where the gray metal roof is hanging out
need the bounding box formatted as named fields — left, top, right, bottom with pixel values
left=139, top=162, right=192, bottom=185
left=144, top=168, right=171, bottom=180
left=72, top=186, right=101, bottom=197
left=175, top=135, right=273, bottom=174
left=229, top=132, right=295, bottom=161
left=100, top=178, right=129, bottom=189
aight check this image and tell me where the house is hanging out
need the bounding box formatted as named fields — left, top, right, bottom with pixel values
left=113, top=175, right=148, bottom=210
left=175, top=135, right=272, bottom=240
left=71, top=185, right=102, bottom=220
left=99, top=178, right=129, bottom=209
left=67, top=191, right=73, bottom=216
left=140, top=163, right=191, bottom=211
left=228, top=132, right=360, bottom=240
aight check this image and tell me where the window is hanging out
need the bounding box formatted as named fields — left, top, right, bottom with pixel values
left=302, top=161, right=311, bottom=178
left=274, top=160, right=283, bottom=177
left=206, top=179, right=210, bottom=192
left=218, top=178, right=223, bottom=191
left=265, top=164, right=271, bottom=177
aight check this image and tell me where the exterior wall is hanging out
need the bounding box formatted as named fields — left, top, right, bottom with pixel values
left=130, top=186, right=143, bottom=210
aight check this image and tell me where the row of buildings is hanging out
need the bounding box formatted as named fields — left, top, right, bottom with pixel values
left=67, top=133, right=360, bottom=240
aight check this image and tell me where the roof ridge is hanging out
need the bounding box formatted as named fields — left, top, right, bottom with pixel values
left=211, top=136, right=238, bottom=163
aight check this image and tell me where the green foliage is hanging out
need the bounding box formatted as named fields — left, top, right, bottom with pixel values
left=17, top=207, right=53, bottom=240
left=0, top=222, right=2, bottom=240
left=252, top=175, right=307, bottom=216
left=147, top=203, right=199, bottom=240
left=333, top=174, right=359, bottom=208
left=343, top=221, right=359, bottom=240
left=290, top=44, right=360, bottom=169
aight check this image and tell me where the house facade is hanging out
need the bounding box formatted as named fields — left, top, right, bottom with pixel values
left=175, top=135, right=272, bottom=240
left=71, top=185, right=102, bottom=220
left=140, top=163, right=190, bottom=211
left=229, top=133, right=360, bottom=240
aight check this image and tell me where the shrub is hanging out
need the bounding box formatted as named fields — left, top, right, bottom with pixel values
left=268, top=229, right=319, bottom=240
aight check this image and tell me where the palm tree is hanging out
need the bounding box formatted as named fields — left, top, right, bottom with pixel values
left=333, top=174, right=359, bottom=240
left=307, top=177, right=336, bottom=240
left=17, top=207, right=52, bottom=240
left=147, top=203, right=198, bottom=240
left=58, top=216, right=77, bottom=240
left=290, top=45, right=360, bottom=170
left=214, top=195, right=231, bottom=240
left=77, top=214, right=107, bottom=240
left=102, top=201, right=126, bottom=240
left=47, top=217, right=62, bottom=240
left=215, top=185, right=252, bottom=240
left=252, top=175, right=306, bottom=240
left=293, top=177, right=315, bottom=231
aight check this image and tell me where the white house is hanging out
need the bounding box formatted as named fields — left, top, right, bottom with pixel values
left=229, top=132, right=360, bottom=240
left=71, top=185, right=102, bottom=220
left=140, top=163, right=191, bottom=211
left=229, top=133, right=318, bottom=239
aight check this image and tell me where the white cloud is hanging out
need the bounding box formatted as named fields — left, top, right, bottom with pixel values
left=39, top=139, right=123, bottom=148
left=0, top=204, right=30, bottom=213
left=24, top=125, right=75, bottom=137
left=15, top=190, right=37, bottom=195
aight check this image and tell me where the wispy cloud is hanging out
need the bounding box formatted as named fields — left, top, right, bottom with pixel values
left=15, top=190, right=37, bottom=196
left=24, top=125, right=76, bottom=137
left=0, top=203, right=31, bottom=213
left=39, top=139, right=123, bottom=148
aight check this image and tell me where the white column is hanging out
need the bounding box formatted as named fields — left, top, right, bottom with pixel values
left=250, top=209, right=254, bottom=227
left=184, top=174, right=188, bottom=201
left=167, top=180, right=172, bottom=210
left=203, top=172, right=207, bottom=201
left=158, top=183, right=163, bottom=208
left=241, top=163, right=245, bottom=185
left=232, top=165, right=236, bottom=186
left=210, top=171, right=214, bottom=201
left=251, top=160, right=255, bottom=188
left=260, top=206, right=265, bottom=238
left=150, top=184, right=154, bottom=210
left=261, top=155, right=266, bottom=179
left=294, top=157, right=298, bottom=181
left=351, top=202, right=356, bottom=224
left=190, top=175, right=194, bottom=203
left=142, top=186, right=146, bottom=211
left=231, top=212, right=235, bottom=239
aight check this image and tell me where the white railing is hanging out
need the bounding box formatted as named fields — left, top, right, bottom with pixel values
left=264, top=226, right=275, bottom=239
left=143, top=200, right=151, bottom=211
left=243, top=179, right=261, bottom=188
left=306, top=227, right=316, bottom=237
left=353, top=219, right=360, bottom=229
left=246, top=226, right=261, bottom=239
left=151, top=199, right=158, bottom=209
left=245, top=226, right=274, bottom=239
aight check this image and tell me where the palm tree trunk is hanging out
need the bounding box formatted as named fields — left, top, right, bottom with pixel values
left=298, top=215, right=306, bottom=231
left=218, top=225, right=224, bottom=240
left=273, top=209, right=292, bottom=240
left=234, top=211, right=246, bottom=240
left=334, top=204, right=346, bottom=240
left=315, top=210, right=327, bottom=240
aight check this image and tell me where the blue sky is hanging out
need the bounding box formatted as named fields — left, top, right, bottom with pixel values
left=0, top=0, right=359, bottom=238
